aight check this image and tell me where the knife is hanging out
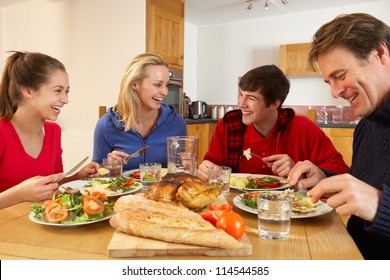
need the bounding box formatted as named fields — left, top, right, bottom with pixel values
left=124, top=146, right=150, bottom=161
left=53, top=156, right=89, bottom=183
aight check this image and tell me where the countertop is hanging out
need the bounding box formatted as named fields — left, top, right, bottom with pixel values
left=316, top=121, right=358, bottom=128
left=185, top=118, right=358, bottom=128
left=185, top=118, right=219, bottom=124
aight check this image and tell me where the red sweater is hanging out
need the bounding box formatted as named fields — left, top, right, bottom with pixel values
left=0, top=119, right=63, bottom=192
left=204, top=109, right=349, bottom=175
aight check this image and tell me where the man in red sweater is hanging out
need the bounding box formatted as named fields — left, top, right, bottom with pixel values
left=198, top=65, right=348, bottom=181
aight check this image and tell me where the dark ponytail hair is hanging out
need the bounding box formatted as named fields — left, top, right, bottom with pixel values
left=0, top=51, right=66, bottom=119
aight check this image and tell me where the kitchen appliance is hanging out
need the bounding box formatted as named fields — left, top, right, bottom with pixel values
left=165, top=69, right=183, bottom=114
left=190, top=101, right=208, bottom=119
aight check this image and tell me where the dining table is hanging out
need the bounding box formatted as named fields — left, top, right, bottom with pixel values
left=0, top=188, right=363, bottom=260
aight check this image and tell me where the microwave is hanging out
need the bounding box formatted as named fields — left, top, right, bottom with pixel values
left=165, top=69, right=183, bottom=115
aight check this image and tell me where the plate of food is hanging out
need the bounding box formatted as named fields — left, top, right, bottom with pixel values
left=232, top=190, right=333, bottom=218
left=122, top=169, right=141, bottom=180
left=29, top=192, right=114, bottom=226
left=230, top=174, right=289, bottom=191
left=123, top=168, right=168, bottom=179
left=60, top=177, right=142, bottom=198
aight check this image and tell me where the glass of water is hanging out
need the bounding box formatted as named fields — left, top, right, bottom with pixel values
left=257, top=193, right=293, bottom=240
left=208, top=166, right=231, bottom=196
left=139, top=162, right=162, bottom=190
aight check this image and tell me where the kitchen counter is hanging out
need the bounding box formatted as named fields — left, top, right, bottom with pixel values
left=186, top=118, right=358, bottom=128
left=316, top=121, right=358, bottom=128
left=185, top=118, right=219, bottom=124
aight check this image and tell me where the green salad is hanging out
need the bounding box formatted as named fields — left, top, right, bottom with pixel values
left=31, top=192, right=114, bottom=224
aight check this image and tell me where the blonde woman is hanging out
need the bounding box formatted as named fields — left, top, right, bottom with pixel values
left=93, top=53, right=187, bottom=170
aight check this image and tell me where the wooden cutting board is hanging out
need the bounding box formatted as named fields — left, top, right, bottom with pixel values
left=107, top=194, right=252, bottom=258
left=107, top=230, right=252, bottom=258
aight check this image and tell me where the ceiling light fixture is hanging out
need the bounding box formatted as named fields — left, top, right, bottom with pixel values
left=263, top=0, right=288, bottom=10
left=246, top=0, right=253, bottom=12
left=245, top=0, right=289, bottom=12
left=246, top=2, right=253, bottom=11
left=264, top=0, right=269, bottom=10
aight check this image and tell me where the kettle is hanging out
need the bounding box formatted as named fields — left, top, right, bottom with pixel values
left=190, top=101, right=208, bottom=119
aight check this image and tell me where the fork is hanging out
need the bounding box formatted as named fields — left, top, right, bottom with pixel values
left=239, top=152, right=264, bottom=162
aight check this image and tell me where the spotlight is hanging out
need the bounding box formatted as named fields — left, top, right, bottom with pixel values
left=264, top=0, right=269, bottom=10
left=246, top=2, right=253, bottom=11
left=281, top=0, right=288, bottom=4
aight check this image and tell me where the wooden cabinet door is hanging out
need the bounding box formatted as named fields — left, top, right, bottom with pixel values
left=280, top=43, right=320, bottom=76
left=209, top=122, right=217, bottom=138
left=146, top=0, right=184, bottom=70
left=322, top=128, right=354, bottom=167
left=187, top=124, right=210, bottom=165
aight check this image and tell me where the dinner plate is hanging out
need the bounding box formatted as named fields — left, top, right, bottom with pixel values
left=123, top=168, right=168, bottom=179
left=60, top=178, right=142, bottom=198
left=229, top=173, right=250, bottom=191
left=232, top=193, right=333, bottom=219
left=122, top=169, right=140, bottom=180
left=230, top=173, right=290, bottom=191
left=29, top=212, right=113, bottom=227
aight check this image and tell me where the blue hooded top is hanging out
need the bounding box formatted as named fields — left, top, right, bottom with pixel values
left=93, top=103, right=187, bottom=170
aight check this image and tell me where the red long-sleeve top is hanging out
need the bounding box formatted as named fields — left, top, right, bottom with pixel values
left=204, top=109, right=349, bottom=175
left=0, top=119, right=63, bottom=192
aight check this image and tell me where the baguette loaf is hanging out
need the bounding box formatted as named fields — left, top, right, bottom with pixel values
left=110, top=195, right=242, bottom=249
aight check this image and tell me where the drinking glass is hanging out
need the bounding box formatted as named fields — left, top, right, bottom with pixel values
left=208, top=166, right=231, bottom=196
left=102, top=157, right=123, bottom=178
left=167, top=136, right=198, bottom=175
left=257, top=193, right=292, bottom=240
left=139, top=162, right=162, bottom=190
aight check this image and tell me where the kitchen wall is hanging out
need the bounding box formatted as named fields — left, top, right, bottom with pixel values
left=183, top=1, right=390, bottom=107
left=0, top=0, right=146, bottom=169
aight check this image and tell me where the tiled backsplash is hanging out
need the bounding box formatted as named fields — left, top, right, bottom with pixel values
left=206, top=104, right=359, bottom=123
left=285, top=105, right=359, bottom=123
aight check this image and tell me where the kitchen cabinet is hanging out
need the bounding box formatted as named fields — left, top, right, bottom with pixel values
left=321, top=127, right=354, bottom=167
left=187, top=123, right=210, bottom=166
left=146, top=0, right=184, bottom=70
left=209, top=122, right=217, bottom=138
left=187, top=123, right=216, bottom=165
left=279, top=43, right=320, bottom=76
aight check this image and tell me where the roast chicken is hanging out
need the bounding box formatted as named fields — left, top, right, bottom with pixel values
left=143, top=172, right=222, bottom=209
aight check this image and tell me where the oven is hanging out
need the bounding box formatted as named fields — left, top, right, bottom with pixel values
left=165, top=69, right=183, bottom=115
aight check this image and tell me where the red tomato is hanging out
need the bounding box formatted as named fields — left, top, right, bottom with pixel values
left=83, top=195, right=105, bottom=216
left=133, top=171, right=140, bottom=179
left=209, top=203, right=233, bottom=212
left=121, top=179, right=135, bottom=187
left=91, top=191, right=108, bottom=201
left=248, top=191, right=263, bottom=198
left=43, top=197, right=61, bottom=207
left=44, top=201, right=68, bottom=222
left=253, top=178, right=279, bottom=188
left=200, top=210, right=224, bottom=226
left=216, top=212, right=246, bottom=239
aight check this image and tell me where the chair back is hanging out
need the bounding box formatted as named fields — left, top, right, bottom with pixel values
left=99, top=106, right=107, bottom=118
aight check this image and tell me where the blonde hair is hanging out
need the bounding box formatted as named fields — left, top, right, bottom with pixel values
left=114, top=53, right=168, bottom=131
